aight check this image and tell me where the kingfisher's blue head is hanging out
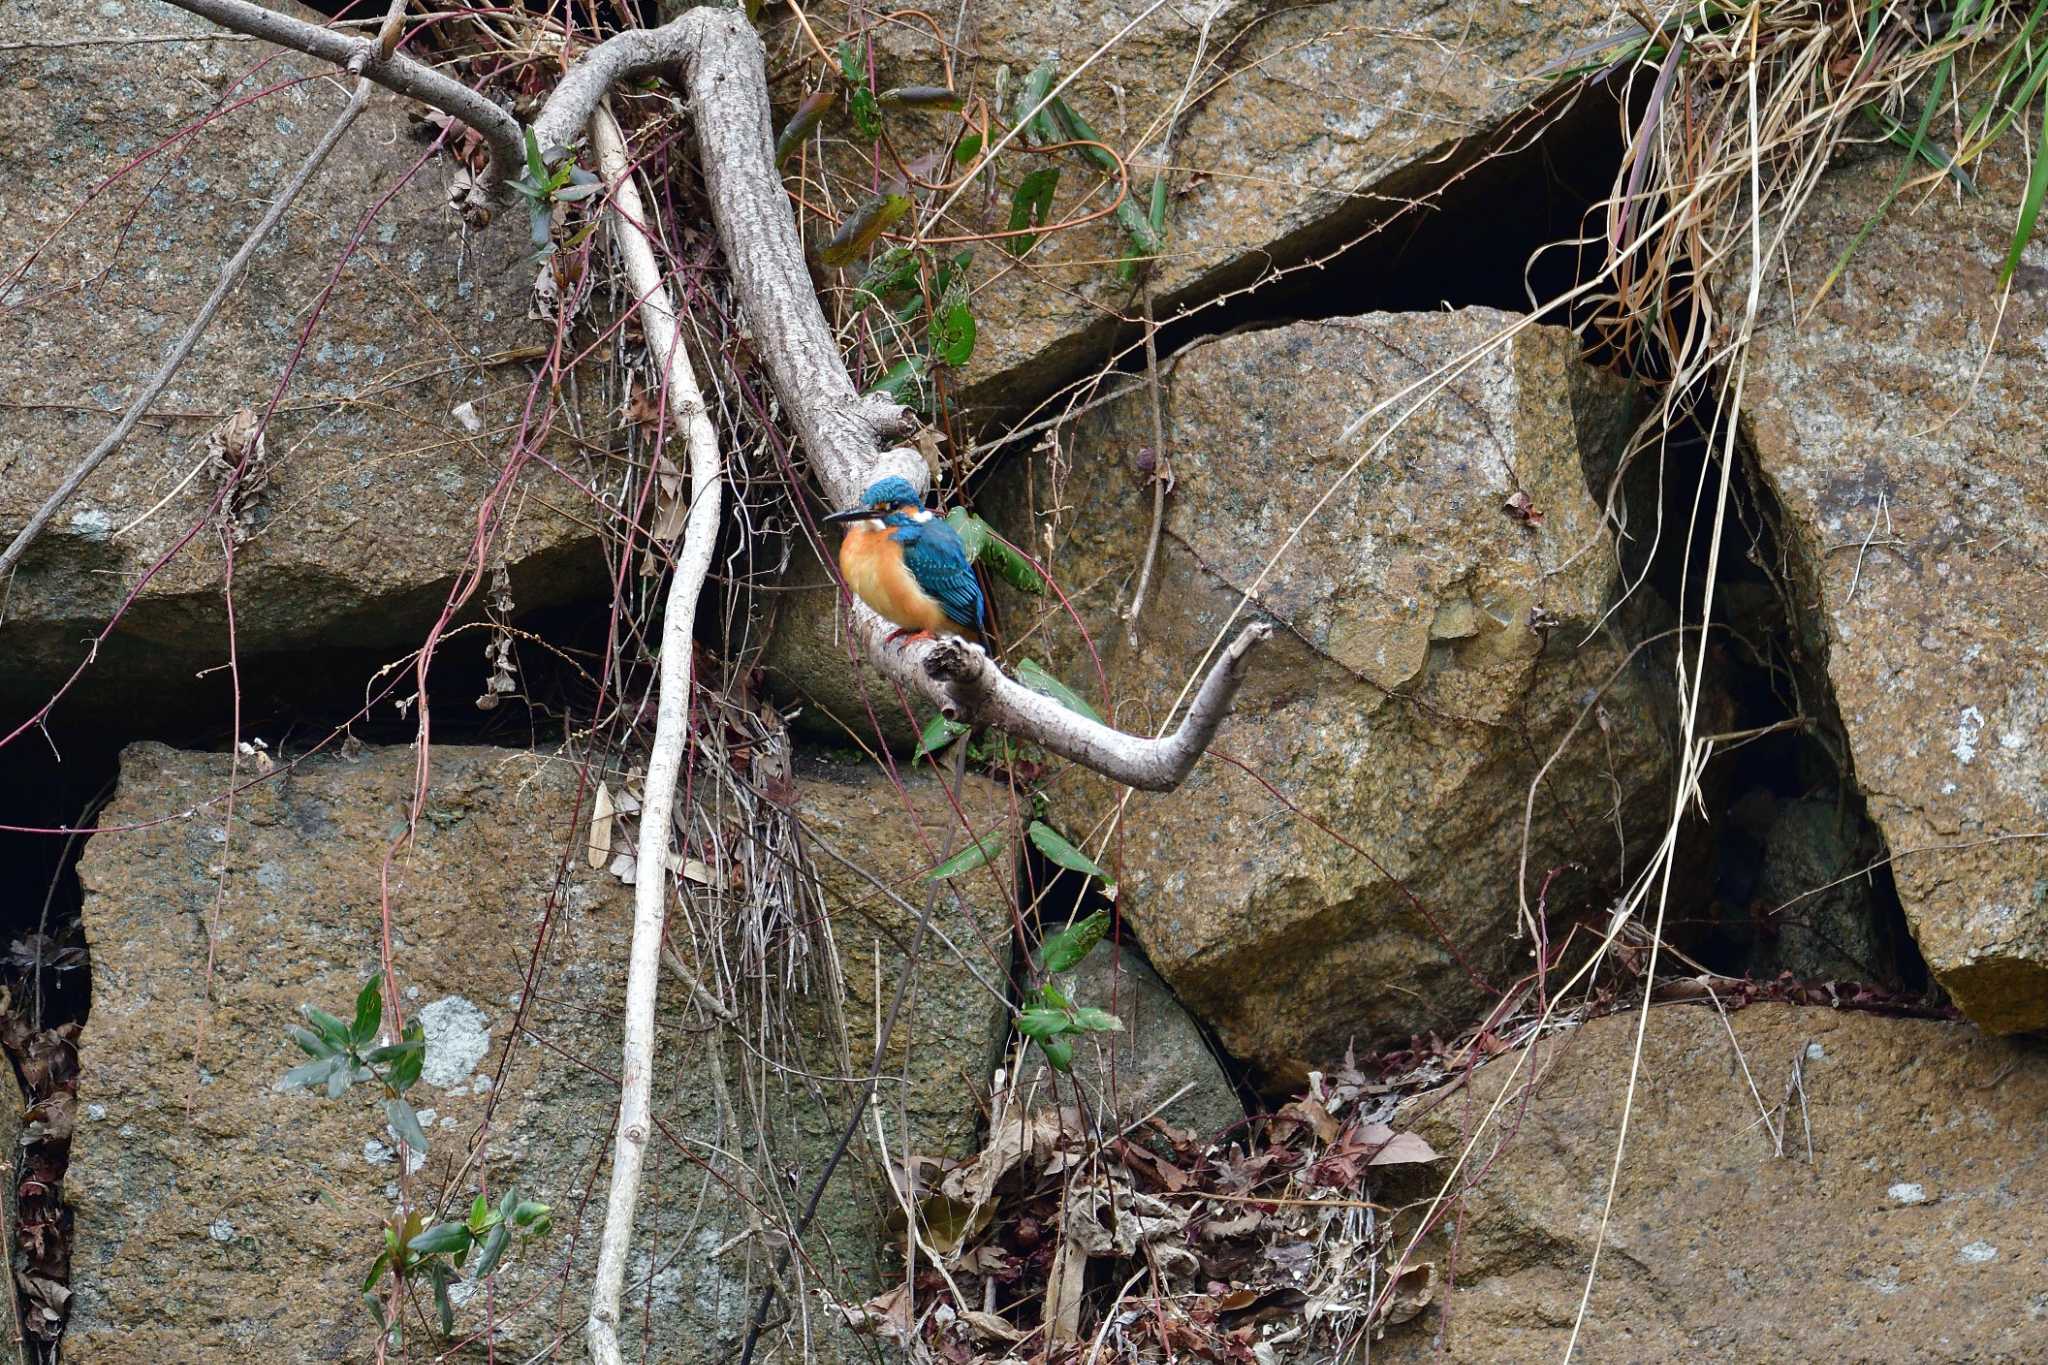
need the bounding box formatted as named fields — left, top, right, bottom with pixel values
left=823, top=476, right=927, bottom=526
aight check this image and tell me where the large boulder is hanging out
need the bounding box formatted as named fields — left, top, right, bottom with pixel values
left=0, top=1, right=604, bottom=721
left=1737, top=140, right=2048, bottom=1031
left=1381, top=1004, right=2048, bottom=1361
left=69, top=740, right=1015, bottom=1361
left=765, top=0, right=1619, bottom=422
left=985, top=309, right=1674, bottom=1078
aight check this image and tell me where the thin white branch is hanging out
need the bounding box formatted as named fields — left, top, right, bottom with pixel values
left=0, top=52, right=375, bottom=584
left=583, top=103, right=723, bottom=1365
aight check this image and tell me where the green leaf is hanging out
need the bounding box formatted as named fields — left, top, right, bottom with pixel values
left=427, top=1261, right=456, bottom=1335
left=1071, top=1007, right=1122, bottom=1034
left=1016, top=1006, right=1071, bottom=1041
left=853, top=245, right=920, bottom=305
left=351, top=974, right=383, bottom=1047
left=775, top=89, right=836, bottom=167
left=362, top=1038, right=422, bottom=1067
left=472, top=1221, right=513, bottom=1279
left=362, top=1249, right=393, bottom=1294
left=820, top=191, right=912, bottom=268
left=1038, top=980, right=1071, bottom=1010
left=469, top=1193, right=490, bottom=1231
left=522, top=126, right=548, bottom=186
left=281, top=1055, right=343, bottom=1091
left=1028, top=821, right=1109, bottom=880
left=511, top=1200, right=551, bottom=1228
left=288, top=1026, right=334, bottom=1059
left=879, top=85, right=963, bottom=111
left=865, top=355, right=928, bottom=407
left=943, top=506, right=987, bottom=559
left=1049, top=97, right=1161, bottom=258
left=1015, top=659, right=1100, bottom=723
left=388, top=1020, right=426, bottom=1093
left=1039, top=909, right=1109, bottom=974
left=1017, top=59, right=1058, bottom=146
left=2003, top=86, right=2048, bottom=286
left=325, top=1061, right=354, bottom=1100
left=953, top=132, right=984, bottom=165
left=929, top=300, right=976, bottom=367
left=1039, top=1035, right=1075, bottom=1072
left=1005, top=167, right=1059, bottom=255
left=303, top=1005, right=352, bottom=1049
left=945, top=511, right=1043, bottom=595
left=926, top=832, right=1009, bottom=881
left=836, top=41, right=882, bottom=139
left=387, top=1098, right=430, bottom=1156
left=915, top=714, right=969, bottom=759
left=551, top=181, right=602, bottom=203
left=408, top=1222, right=473, bottom=1256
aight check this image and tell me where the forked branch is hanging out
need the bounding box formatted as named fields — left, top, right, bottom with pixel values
left=151, top=0, right=1267, bottom=791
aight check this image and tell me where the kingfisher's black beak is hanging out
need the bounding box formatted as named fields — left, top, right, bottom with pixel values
left=821, top=506, right=871, bottom=526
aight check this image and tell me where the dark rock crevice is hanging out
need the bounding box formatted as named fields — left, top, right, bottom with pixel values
left=1601, top=396, right=1929, bottom=995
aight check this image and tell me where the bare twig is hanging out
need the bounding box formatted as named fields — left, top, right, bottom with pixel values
left=0, top=54, right=374, bottom=585
left=583, top=102, right=724, bottom=1365
left=672, top=10, right=1269, bottom=788
left=1125, top=290, right=1170, bottom=647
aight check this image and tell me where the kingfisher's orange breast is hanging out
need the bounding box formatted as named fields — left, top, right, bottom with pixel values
left=839, top=524, right=956, bottom=635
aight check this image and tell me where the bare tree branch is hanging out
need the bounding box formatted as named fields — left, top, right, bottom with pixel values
left=582, top=103, right=724, bottom=1365
left=163, top=0, right=521, bottom=180
left=672, top=10, right=1270, bottom=790
left=135, top=2, right=1266, bottom=792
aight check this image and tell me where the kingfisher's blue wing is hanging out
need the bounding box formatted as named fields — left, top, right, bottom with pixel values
left=895, top=520, right=985, bottom=631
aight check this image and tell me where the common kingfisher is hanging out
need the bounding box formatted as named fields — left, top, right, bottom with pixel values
left=822, top=476, right=985, bottom=644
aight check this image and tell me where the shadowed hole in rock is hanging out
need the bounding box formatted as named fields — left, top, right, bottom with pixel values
left=1139, top=77, right=1630, bottom=369
left=1604, top=399, right=1931, bottom=995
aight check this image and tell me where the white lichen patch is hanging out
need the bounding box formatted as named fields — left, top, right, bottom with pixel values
left=419, top=995, right=491, bottom=1088
left=1953, top=705, right=1986, bottom=764
left=1959, top=1240, right=1999, bottom=1264
left=1888, top=1182, right=1930, bottom=1206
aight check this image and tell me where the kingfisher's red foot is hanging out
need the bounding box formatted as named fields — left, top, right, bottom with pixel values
left=884, top=627, right=938, bottom=647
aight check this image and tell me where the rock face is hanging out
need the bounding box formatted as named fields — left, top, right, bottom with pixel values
left=0, top=1, right=604, bottom=720
left=768, top=0, right=1617, bottom=422
left=1381, top=1004, right=2048, bottom=1362
left=70, top=741, right=1015, bottom=1361
left=986, top=310, right=1674, bottom=1077
left=1738, top=141, right=2048, bottom=1032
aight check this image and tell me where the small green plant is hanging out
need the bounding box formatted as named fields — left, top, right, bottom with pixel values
left=508, top=127, right=603, bottom=258
left=1016, top=910, right=1121, bottom=1072
left=363, top=1188, right=552, bottom=1343
left=281, top=975, right=551, bottom=1347
left=282, top=971, right=429, bottom=1149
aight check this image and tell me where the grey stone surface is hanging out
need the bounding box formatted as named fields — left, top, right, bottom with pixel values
left=984, top=309, right=1674, bottom=1077
left=0, top=1, right=606, bottom=720
left=1736, top=138, right=2048, bottom=1031
left=70, top=740, right=1015, bottom=1361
